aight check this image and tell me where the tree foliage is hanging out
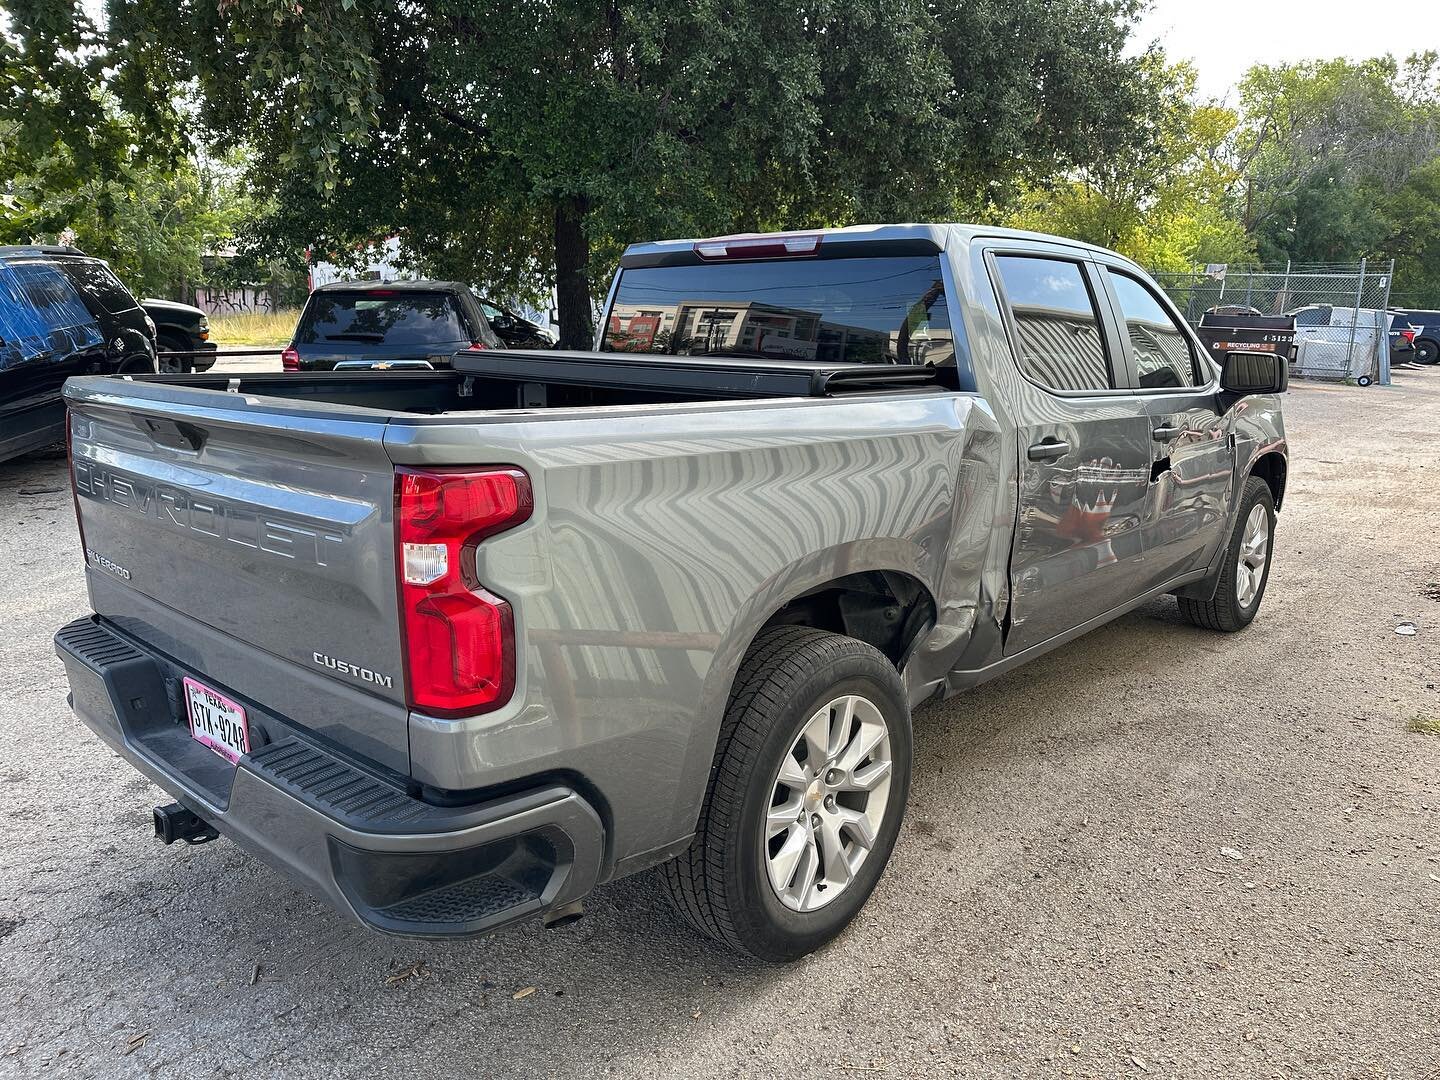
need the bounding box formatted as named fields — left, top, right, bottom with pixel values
left=1231, top=54, right=1440, bottom=302
left=1007, top=59, right=1255, bottom=270
left=1008, top=50, right=1440, bottom=305
left=0, top=0, right=244, bottom=295
left=11, top=0, right=1440, bottom=315
left=106, top=0, right=1159, bottom=343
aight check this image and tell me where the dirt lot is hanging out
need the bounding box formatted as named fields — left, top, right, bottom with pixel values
left=1, top=376, right=1437, bottom=1079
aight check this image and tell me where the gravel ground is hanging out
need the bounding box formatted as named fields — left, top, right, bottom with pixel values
left=1, top=376, right=1438, bottom=1080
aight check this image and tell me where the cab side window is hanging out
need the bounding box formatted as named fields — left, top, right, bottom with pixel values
left=994, top=255, right=1112, bottom=392
left=1107, top=270, right=1200, bottom=389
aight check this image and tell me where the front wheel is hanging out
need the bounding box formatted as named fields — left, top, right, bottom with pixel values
left=662, top=626, right=912, bottom=962
left=1177, top=475, right=1275, bottom=632
left=156, top=335, right=193, bottom=374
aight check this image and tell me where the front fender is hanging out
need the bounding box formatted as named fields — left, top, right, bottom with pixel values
left=1177, top=393, right=1287, bottom=600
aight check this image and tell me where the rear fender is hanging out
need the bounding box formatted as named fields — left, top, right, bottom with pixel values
left=673, top=539, right=936, bottom=836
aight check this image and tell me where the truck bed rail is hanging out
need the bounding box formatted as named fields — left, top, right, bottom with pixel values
left=453, top=349, right=940, bottom=398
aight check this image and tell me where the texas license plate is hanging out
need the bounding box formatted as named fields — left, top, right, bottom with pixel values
left=183, top=677, right=250, bottom=765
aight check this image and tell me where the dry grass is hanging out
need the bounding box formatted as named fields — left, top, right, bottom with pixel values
left=207, top=310, right=301, bottom=346
left=1405, top=714, right=1440, bottom=736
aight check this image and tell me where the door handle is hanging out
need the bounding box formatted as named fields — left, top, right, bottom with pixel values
left=1152, top=424, right=1184, bottom=442
left=1027, top=438, right=1070, bottom=461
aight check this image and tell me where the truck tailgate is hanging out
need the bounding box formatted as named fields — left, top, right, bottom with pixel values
left=65, top=379, right=411, bottom=773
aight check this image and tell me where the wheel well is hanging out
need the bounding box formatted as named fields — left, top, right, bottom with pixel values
left=1251, top=452, right=1287, bottom=510
left=758, top=571, right=936, bottom=668
left=116, top=354, right=156, bottom=375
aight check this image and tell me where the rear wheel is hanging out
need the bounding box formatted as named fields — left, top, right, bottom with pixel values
left=1417, top=338, right=1438, bottom=365
left=662, top=626, right=912, bottom=962
left=1177, top=475, right=1275, bottom=632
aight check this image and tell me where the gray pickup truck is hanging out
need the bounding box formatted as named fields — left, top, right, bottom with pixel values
left=55, top=225, right=1288, bottom=962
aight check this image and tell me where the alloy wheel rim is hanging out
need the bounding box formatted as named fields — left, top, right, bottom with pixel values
left=1236, top=503, right=1270, bottom=609
left=763, top=694, right=892, bottom=912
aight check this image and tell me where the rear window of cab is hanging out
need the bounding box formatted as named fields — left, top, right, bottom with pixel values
left=297, top=292, right=470, bottom=347
left=603, top=256, right=955, bottom=373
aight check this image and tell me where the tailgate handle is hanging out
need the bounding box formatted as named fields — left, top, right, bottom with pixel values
left=137, top=416, right=206, bottom=453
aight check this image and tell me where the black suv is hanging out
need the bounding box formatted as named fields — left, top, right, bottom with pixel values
left=282, top=280, right=503, bottom=371
left=0, top=245, right=155, bottom=463
left=1393, top=309, right=1440, bottom=365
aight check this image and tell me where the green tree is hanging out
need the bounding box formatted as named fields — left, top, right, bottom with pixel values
left=7, top=151, right=253, bottom=297
left=1233, top=54, right=1440, bottom=267
left=1376, top=155, right=1440, bottom=307
left=114, top=0, right=1159, bottom=345
left=1007, top=60, right=1254, bottom=270
left=1, top=0, right=248, bottom=296
left=1, top=0, right=180, bottom=237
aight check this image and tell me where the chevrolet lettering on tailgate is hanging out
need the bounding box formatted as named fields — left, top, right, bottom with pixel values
left=73, top=460, right=344, bottom=567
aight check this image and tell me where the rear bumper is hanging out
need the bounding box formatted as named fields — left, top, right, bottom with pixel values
left=54, top=616, right=604, bottom=938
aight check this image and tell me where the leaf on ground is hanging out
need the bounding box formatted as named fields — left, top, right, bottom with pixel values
left=512, top=986, right=536, bottom=1000
left=123, top=1033, right=148, bottom=1056
left=386, top=960, right=427, bottom=986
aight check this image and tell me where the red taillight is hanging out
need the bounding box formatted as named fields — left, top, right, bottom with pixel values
left=67, top=412, right=88, bottom=553
left=465, top=341, right=489, bottom=350
left=1402, top=329, right=1416, bottom=344
left=281, top=345, right=300, bottom=371
left=395, top=467, right=533, bottom=717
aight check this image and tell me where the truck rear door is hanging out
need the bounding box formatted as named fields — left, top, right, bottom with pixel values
left=984, top=248, right=1155, bottom=654
left=65, top=380, right=413, bottom=774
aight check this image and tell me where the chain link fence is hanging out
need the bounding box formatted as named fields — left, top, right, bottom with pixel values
left=1150, top=260, right=1396, bottom=384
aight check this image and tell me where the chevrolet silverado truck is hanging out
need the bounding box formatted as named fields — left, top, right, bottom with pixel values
left=55, top=225, right=1288, bottom=962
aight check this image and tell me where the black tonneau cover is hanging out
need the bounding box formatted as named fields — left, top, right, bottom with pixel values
left=454, top=349, right=939, bottom=398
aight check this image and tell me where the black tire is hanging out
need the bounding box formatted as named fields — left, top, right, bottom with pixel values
left=662, top=626, right=912, bottom=962
left=1177, top=475, right=1275, bottom=632
left=116, top=354, right=157, bottom=375
left=156, top=333, right=193, bottom=374
left=1417, top=338, right=1439, bottom=365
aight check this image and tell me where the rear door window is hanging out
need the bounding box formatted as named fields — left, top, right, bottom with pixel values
left=603, top=256, right=955, bottom=370
left=60, top=259, right=140, bottom=314
left=993, top=255, right=1112, bottom=392
left=1106, top=269, right=1201, bottom=389
left=297, top=292, right=470, bottom=346
left=0, top=259, right=104, bottom=368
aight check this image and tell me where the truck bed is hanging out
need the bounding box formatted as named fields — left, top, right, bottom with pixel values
left=123, top=350, right=940, bottom=414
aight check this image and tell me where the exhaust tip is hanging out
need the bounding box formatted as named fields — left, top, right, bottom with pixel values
left=541, top=900, right=584, bottom=929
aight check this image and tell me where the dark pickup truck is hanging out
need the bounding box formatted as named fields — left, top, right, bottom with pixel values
left=55, top=225, right=1288, bottom=962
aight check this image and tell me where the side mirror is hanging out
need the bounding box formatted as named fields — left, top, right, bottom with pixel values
left=1220, top=350, right=1287, bottom=395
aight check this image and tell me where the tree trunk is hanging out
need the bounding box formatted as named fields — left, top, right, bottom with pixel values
left=554, top=195, right=593, bottom=350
